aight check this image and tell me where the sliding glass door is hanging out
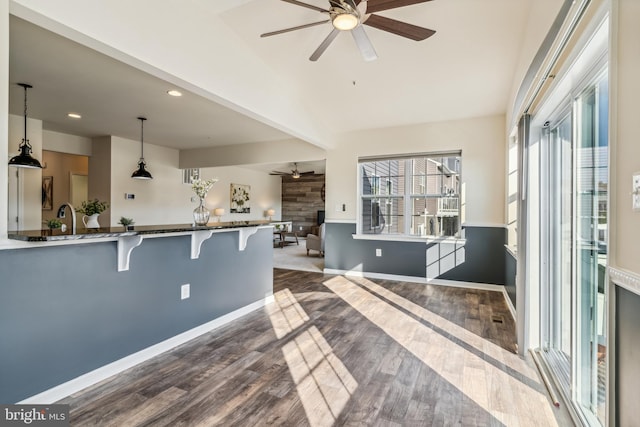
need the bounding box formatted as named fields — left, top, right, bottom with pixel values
left=544, top=112, right=573, bottom=390
left=540, top=71, right=608, bottom=426
left=574, top=74, right=608, bottom=425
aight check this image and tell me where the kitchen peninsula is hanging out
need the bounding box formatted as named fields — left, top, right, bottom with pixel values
left=0, top=222, right=274, bottom=404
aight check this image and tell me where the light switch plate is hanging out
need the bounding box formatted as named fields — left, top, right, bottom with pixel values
left=181, top=284, right=190, bottom=300
left=633, top=173, right=640, bottom=211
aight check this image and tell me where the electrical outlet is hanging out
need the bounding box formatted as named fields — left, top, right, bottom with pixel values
left=633, top=173, right=640, bottom=211
left=376, top=248, right=382, bottom=257
left=181, top=284, right=190, bottom=300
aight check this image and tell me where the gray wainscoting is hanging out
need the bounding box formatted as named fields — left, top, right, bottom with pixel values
left=616, top=286, right=640, bottom=427
left=325, top=223, right=510, bottom=288
left=0, top=229, right=273, bottom=403
left=325, top=223, right=427, bottom=278
left=435, top=226, right=507, bottom=285
left=504, top=250, right=517, bottom=308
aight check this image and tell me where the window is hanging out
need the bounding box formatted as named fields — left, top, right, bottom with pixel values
left=359, top=153, right=461, bottom=237
left=182, top=168, right=200, bottom=184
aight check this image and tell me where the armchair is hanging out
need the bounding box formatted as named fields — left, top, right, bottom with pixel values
left=306, top=223, right=325, bottom=256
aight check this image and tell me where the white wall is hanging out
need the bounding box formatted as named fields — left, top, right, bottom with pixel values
left=0, top=0, right=8, bottom=238
left=109, top=136, right=281, bottom=226
left=611, top=0, right=640, bottom=274
left=506, top=0, right=565, bottom=130
left=43, top=129, right=91, bottom=156
left=325, top=115, right=507, bottom=226
left=198, top=166, right=282, bottom=223
left=179, top=139, right=325, bottom=169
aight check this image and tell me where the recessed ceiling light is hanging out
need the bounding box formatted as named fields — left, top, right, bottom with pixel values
left=167, top=90, right=182, bottom=97
left=67, top=113, right=82, bottom=119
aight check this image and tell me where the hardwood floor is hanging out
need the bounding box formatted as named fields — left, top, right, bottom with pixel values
left=60, top=269, right=570, bottom=426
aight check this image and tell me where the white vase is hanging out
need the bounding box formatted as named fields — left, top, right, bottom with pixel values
left=82, top=213, right=100, bottom=229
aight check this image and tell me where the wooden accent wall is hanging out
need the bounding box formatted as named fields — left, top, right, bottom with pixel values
left=281, top=174, right=325, bottom=236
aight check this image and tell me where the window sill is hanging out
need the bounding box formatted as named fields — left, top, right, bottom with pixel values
left=352, top=234, right=465, bottom=244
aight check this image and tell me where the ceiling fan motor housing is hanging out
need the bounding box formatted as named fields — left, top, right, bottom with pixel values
left=262, top=0, right=436, bottom=61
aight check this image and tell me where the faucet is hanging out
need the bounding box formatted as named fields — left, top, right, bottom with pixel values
left=57, top=203, right=77, bottom=234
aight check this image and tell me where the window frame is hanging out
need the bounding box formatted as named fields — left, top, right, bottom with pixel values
left=358, top=152, right=462, bottom=238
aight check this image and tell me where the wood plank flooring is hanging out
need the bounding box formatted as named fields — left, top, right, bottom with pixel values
left=59, top=269, right=571, bottom=426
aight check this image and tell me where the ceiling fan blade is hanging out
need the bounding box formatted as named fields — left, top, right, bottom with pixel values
left=281, top=0, right=330, bottom=13
left=364, top=14, right=435, bottom=41
left=351, top=26, right=378, bottom=61
left=365, top=0, right=432, bottom=13
left=332, top=0, right=361, bottom=10
left=269, top=171, right=289, bottom=175
left=261, top=20, right=329, bottom=38
left=300, top=171, right=316, bottom=175
left=309, top=28, right=340, bottom=61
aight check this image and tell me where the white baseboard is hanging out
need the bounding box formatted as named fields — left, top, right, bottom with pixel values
left=324, top=268, right=427, bottom=284
left=426, top=277, right=505, bottom=292
left=502, top=288, right=517, bottom=321
left=18, top=295, right=275, bottom=404
left=324, top=268, right=506, bottom=292
left=324, top=268, right=516, bottom=319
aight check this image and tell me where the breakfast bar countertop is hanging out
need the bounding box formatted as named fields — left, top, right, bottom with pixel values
left=7, top=220, right=273, bottom=242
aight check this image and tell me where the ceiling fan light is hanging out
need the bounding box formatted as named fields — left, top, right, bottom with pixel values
left=292, top=171, right=301, bottom=179
left=332, top=13, right=359, bottom=31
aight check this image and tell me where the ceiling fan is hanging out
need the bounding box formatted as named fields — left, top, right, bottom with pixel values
left=270, top=163, right=315, bottom=179
left=260, top=0, right=436, bottom=62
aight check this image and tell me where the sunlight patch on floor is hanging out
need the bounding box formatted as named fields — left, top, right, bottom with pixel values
left=353, top=276, right=536, bottom=381
left=323, top=275, right=558, bottom=426
left=266, top=288, right=310, bottom=339
left=267, top=288, right=357, bottom=427
left=282, top=326, right=358, bottom=427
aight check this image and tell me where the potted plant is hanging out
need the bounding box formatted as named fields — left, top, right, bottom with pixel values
left=76, top=199, right=109, bottom=229
left=44, top=218, right=62, bottom=234
left=119, top=216, right=135, bottom=231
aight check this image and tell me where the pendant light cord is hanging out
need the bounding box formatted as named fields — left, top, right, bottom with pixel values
left=23, top=85, right=27, bottom=142
left=140, top=118, right=144, bottom=160
left=17, top=83, right=33, bottom=147
left=138, top=116, right=147, bottom=161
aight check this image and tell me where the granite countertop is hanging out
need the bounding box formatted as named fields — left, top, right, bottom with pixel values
left=8, top=221, right=272, bottom=242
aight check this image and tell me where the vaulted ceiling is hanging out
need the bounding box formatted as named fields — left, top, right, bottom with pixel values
left=8, top=0, right=552, bottom=152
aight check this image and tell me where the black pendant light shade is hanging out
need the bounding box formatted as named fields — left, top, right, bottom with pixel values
left=9, top=83, right=42, bottom=169
left=131, top=117, right=153, bottom=180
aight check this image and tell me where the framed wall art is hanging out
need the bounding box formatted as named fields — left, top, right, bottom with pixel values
left=230, top=183, right=251, bottom=213
left=42, top=176, right=53, bottom=210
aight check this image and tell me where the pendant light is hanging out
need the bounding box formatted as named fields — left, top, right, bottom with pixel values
left=8, top=83, right=42, bottom=169
left=131, top=116, right=153, bottom=180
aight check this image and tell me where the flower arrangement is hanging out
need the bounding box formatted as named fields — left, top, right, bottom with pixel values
left=191, top=177, right=219, bottom=199
left=76, top=199, right=109, bottom=216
